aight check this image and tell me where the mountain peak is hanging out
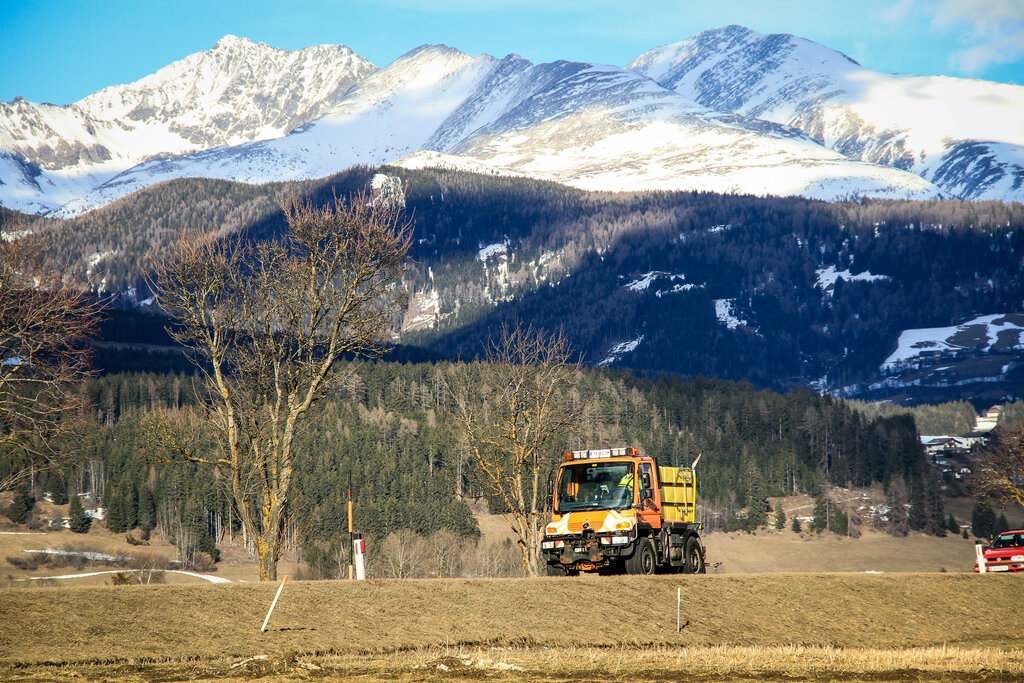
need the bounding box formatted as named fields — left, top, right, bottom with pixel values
left=213, top=34, right=256, bottom=50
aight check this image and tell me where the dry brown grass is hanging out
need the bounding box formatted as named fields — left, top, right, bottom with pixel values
left=1, top=645, right=1022, bottom=681
left=1, top=574, right=1022, bottom=666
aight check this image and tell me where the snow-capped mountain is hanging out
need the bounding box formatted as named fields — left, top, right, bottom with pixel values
left=629, top=25, right=1024, bottom=202
left=7, top=27, right=1024, bottom=217
left=0, top=36, right=376, bottom=214
left=41, top=44, right=941, bottom=216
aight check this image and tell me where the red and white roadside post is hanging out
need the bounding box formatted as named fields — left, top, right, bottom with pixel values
left=975, top=542, right=987, bottom=573
left=353, top=535, right=366, bottom=580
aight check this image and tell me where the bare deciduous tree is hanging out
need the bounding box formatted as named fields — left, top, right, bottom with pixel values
left=375, top=528, right=431, bottom=579
left=974, top=427, right=1024, bottom=508
left=150, top=193, right=411, bottom=580
left=445, top=323, right=583, bottom=576
left=0, top=231, right=101, bottom=491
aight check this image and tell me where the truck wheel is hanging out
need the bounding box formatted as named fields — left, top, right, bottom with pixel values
left=625, top=538, right=657, bottom=575
left=683, top=537, right=705, bottom=574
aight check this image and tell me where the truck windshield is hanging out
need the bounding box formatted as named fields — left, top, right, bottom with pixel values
left=555, top=461, right=634, bottom=513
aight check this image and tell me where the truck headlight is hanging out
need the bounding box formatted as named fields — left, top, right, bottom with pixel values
left=600, top=536, right=630, bottom=545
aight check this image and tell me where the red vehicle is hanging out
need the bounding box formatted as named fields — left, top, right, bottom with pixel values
left=976, top=529, right=1024, bottom=572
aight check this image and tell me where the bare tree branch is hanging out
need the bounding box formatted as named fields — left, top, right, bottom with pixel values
left=149, top=191, right=410, bottom=580
left=443, top=322, right=583, bottom=576
left=973, top=427, right=1024, bottom=508
left=0, top=227, right=102, bottom=490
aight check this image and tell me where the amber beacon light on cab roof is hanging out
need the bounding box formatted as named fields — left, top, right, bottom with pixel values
left=542, top=447, right=706, bottom=575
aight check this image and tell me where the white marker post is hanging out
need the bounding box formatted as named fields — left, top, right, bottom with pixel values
left=353, top=537, right=366, bottom=580
left=260, top=574, right=289, bottom=632
left=677, top=586, right=681, bottom=633
left=975, top=543, right=987, bottom=574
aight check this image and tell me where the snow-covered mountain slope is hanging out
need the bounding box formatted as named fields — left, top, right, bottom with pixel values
left=0, top=36, right=376, bottom=213
left=629, top=25, right=1024, bottom=202
left=53, top=46, right=941, bottom=215
left=444, top=60, right=939, bottom=198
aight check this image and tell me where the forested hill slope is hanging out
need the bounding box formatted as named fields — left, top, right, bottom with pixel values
left=21, top=166, right=1024, bottom=402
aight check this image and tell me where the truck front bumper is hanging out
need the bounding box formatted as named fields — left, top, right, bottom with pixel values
left=541, top=532, right=635, bottom=570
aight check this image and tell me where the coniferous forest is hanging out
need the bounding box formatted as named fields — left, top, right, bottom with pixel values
left=3, top=361, right=950, bottom=574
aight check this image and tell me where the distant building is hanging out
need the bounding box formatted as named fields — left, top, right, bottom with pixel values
left=920, top=435, right=966, bottom=457
left=974, top=406, right=1001, bottom=432
left=960, top=431, right=992, bottom=449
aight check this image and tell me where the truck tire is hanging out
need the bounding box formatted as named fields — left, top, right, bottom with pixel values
left=683, top=537, right=705, bottom=574
left=625, top=538, right=657, bottom=575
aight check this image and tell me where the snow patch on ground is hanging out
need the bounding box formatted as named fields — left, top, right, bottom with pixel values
left=815, top=265, right=890, bottom=296
left=477, top=242, right=507, bottom=261
left=25, top=548, right=125, bottom=562
left=623, top=271, right=701, bottom=296
left=714, top=298, right=748, bottom=330
left=882, top=313, right=1024, bottom=369
left=18, top=569, right=232, bottom=583
left=597, top=335, right=644, bottom=367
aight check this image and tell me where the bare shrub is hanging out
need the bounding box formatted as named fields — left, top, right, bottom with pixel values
left=461, top=539, right=523, bottom=578
left=126, top=553, right=170, bottom=584
left=374, top=529, right=431, bottom=579
left=428, top=530, right=463, bottom=578
left=6, top=555, right=40, bottom=570
left=191, top=552, right=217, bottom=573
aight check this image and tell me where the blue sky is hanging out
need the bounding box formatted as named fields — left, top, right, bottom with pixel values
left=2, top=0, right=1022, bottom=104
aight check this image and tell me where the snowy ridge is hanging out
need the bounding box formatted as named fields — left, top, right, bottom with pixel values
left=630, top=25, right=1024, bottom=202
left=53, top=46, right=941, bottom=215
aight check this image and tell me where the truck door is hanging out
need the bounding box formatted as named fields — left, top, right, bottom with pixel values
left=637, top=461, right=662, bottom=529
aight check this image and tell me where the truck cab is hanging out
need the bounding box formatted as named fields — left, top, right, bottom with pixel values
left=541, top=447, right=705, bottom=575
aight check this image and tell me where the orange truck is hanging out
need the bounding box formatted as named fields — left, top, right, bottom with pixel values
left=541, top=447, right=706, bottom=575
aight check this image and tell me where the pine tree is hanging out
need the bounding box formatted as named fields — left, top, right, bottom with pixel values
left=774, top=501, right=786, bottom=530
left=947, top=513, right=959, bottom=535
left=5, top=488, right=31, bottom=524
left=138, top=486, right=156, bottom=531
left=994, top=513, right=1010, bottom=536
left=69, top=494, right=91, bottom=533
left=120, top=474, right=138, bottom=530
left=104, top=482, right=124, bottom=533
left=908, top=478, right=927, bottom=531
left=47, top=474, right=68, bottom=505
left=791, top=516, right=801, bottom=533
left=972, top=501, right=995, bottom=539
left=812, top=496, right=829, bottom=532
left=926, top=478, right=946, bottom=537
left=831, top=507, right=849, bottom=535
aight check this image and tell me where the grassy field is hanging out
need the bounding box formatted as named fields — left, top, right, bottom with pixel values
left=4, top=502, right=1024, bottom=680
left=1, top=573, right=1022, bottom=681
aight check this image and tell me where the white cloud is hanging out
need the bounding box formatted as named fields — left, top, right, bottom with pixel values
left=933, top=0, right=1024, bottom=73
left=878, top=0, right=915, bottom=24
